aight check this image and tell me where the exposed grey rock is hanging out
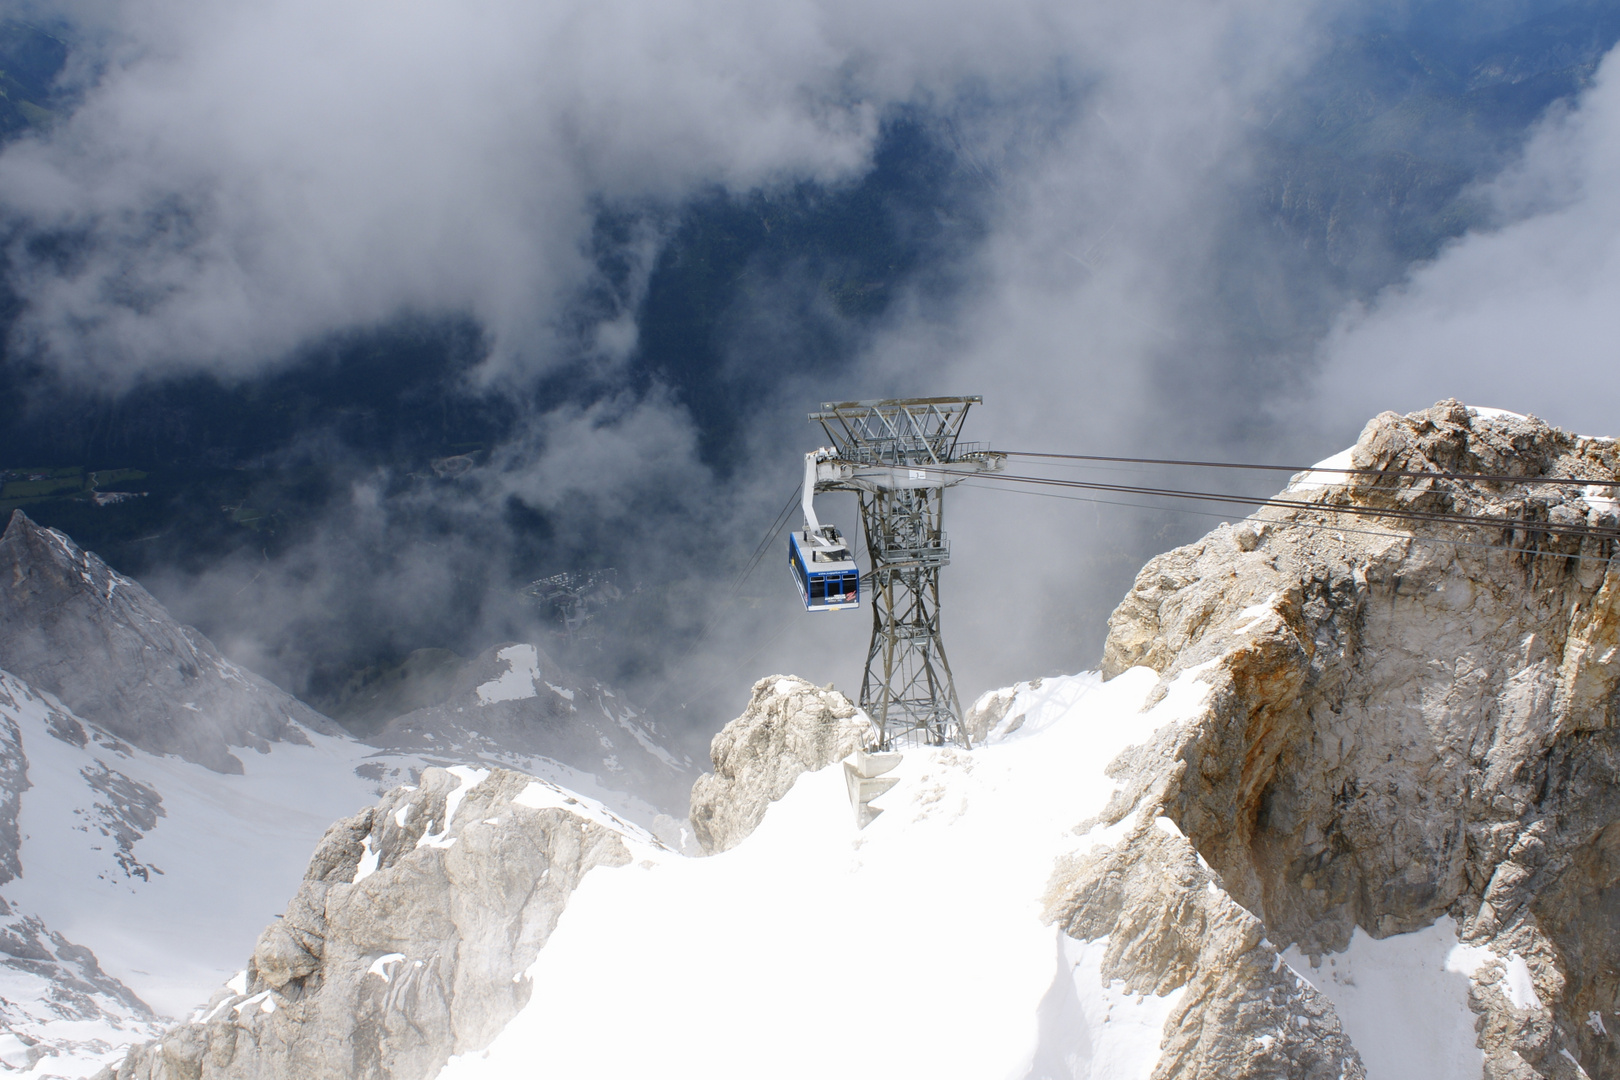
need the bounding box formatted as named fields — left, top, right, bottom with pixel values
left=688, top=674, right=873, bottom=854
left=0, top=511, right=341, bottom=773
left=1065, top=401, right=1620, bottom=1079
left=369, top=641, right=692, bottom=813
left=78, top=761, right=167, bottom=882
left=98, top=766, right=635, bottom=1080
left=0, top=696, right=25, bottom=887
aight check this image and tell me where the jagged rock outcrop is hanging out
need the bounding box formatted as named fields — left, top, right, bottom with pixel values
left=99, top=766, right=638, bottom=1080
left=371, top=642, right=692, bottom=813
left=688, top=675, right=873, bottom=854
left=0, top=511, right=340, bottom=773
left=1049, top=401, right=1620, bottom=1079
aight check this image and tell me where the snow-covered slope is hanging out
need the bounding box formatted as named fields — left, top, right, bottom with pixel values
left=0, top=667, right=400, bottom=1076
left=434, top=669, right=1202, bottom=1080
left=105, top=671, right=1211, bottom=1080
left=0, top=670, right=397, bottom=1014
left=0, top=898, right=159, bottom=1078
left=89, top=403, right=1620, bottom=1080
left=103, top=662, right=1488, bottom=1080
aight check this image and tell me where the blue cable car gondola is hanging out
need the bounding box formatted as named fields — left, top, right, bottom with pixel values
left=789, top=526, right=860, bottom=611
left=790, top=450, right=861, bottom=612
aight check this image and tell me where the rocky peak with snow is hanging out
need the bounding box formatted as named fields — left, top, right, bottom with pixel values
left=84, top=402, right=1620, bottom=1080
left=100, top=766, right=646, bottom=1080
left=0, top=510, right=341, bottom=773
left=0, top=516, right=690, bottom=1077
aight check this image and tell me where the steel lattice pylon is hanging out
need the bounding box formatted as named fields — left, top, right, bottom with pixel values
left=808, top=397, right=1002, bottom=748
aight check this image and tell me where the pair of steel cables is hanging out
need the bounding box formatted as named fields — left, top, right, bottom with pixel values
left=717, top=447, right=1620, bottom=656
left=641, top=485, right=803, bottom=712
left=955, top=450, right=1620, bottom=561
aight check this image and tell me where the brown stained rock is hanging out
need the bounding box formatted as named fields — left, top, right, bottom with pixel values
left=1045, top=813, right=1366, bottom=1079
left=1079, top=400, right=1620, bottom=1079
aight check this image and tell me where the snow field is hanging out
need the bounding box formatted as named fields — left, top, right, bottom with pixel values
left=1281, top=918, right=1488, bottom=1080
left=437, top=665, right=1202, bottom=1080
left=3, top=679, right=386, bottom=1016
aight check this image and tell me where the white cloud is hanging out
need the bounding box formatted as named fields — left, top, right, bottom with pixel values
left=1, top=0, right=885, bottom=381
left=1, top=0, right=1326, bottom=394
left=1313, top=46, right=1620, bottom=439
left=827, top=0, right=1323, bottom=690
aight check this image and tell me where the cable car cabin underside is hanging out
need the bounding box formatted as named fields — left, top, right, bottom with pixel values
left=789, top=528, right=860, bottom=611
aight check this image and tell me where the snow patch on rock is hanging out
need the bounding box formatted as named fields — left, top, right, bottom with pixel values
left=474, top=645, right=541, bottom=705
left=1282, top=918, right=1484, bottom=1080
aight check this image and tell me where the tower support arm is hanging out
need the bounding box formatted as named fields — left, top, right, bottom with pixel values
left=802, top=451, right=824, bottom=535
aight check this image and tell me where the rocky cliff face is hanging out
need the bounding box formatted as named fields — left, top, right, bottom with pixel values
left=0, top=510, right=340, bottom=773
left=687, top=674, right=872, bottom=854
left=1045, top=401, right=1620, bottom=1079
left=100, top=766, right=642, bottom=1080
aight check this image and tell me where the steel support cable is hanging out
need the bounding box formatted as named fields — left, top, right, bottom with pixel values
left=643, top=484, right=800, bottom=710
left=957, top=481, right=1620, bottom=565
left=725, top=485, right=802, bottom=600
left=1000, top=450, right=1620, bottom=489
left=942, top=467, right=1620, bottom=545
